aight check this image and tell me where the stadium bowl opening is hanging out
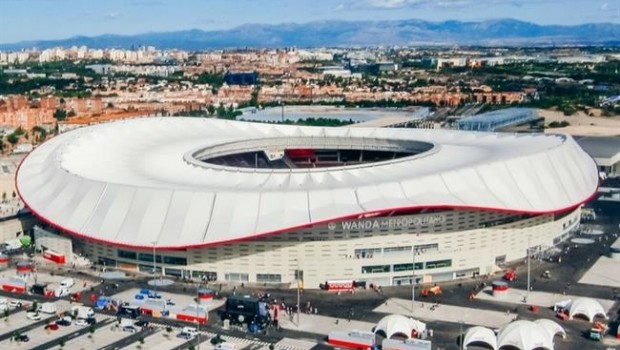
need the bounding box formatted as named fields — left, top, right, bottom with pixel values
left=186, top=136, right=435, bottom=171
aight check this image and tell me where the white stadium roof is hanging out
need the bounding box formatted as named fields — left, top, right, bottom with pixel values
left=16, top=117, right=598, bottom=249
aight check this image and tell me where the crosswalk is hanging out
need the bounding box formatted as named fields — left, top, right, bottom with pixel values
left=275, top=337, right=317, bottom=350
left=147, top=324, right=318, bottom=350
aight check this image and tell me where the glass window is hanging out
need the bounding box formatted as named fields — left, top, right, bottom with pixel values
left=361, top=265, right=391, bottom=274
left=117, top=250, right=137, bottom=260
left=425, top=259, right=452, bottom=269
left=225, top=273, right=249, bottom=282
left=138, top=253, right=162, bottom=263
left=392, top=262, right=424, bottom=272
left=163, top=256, right=187, bottom=265
left=354, top=248, right=381, bottom=258
left=256, top=274, right=282, bottom=283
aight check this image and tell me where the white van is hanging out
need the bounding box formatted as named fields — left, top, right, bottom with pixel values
left=59, top=278, right=75, bottom=288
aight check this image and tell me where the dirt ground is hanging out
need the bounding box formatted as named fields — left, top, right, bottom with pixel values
left=539, top=109, right=620, bottom=136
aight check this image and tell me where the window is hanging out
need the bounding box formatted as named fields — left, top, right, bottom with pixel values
left=425, top=259, right=452, bottom=269
left=383, top=246, right=412, bottom=255
left=361, top=265, right=391, bottom=274
left=225, top=273, right=249, bottom=282
left=256, top=274, right=282, bottom=283
left=354, top=248, right=381, bottom=258
left=392, top=262, right=424, bottom=272
left=192, top=271, right=217, bottom=281
left=117, top=250, right=137, bottom=260
left=163, top=256, right=187, bottom=265
left=138, top=253, right=162, bottom=263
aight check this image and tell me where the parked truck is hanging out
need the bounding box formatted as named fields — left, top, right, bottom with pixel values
left=40, top=302, right=57, bottom=314
left=70, top=306, right=95, bottom=320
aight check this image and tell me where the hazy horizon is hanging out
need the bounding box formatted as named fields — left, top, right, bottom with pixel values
left=0, top=0, right=617, bottom=44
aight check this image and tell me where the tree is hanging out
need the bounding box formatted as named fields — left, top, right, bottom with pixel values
left=54, top=109, right=67, bottom=121
left=7, top=133, right=19, bottom=144
left=88, top=324, right=96, bottom=339
left=206, top=105, right=215, bottom=116
left=12, top=191, right=16, bottom=199
left=2, top=192, right=6, bottom=201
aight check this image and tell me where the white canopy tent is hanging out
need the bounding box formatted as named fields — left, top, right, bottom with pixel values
left=375, top=314, right=426, bottom=339
left=534, top=319, right=566, bottom=339
left=463, top=326, right=497, bottom=350
left=568, top=298, right=608, bottom=321
left=497, top=320, right=553, bottom=350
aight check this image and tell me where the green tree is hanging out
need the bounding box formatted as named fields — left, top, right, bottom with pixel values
left=7, top=133, right=19, bottom=144
left=54, top=109, right=67, bottom=121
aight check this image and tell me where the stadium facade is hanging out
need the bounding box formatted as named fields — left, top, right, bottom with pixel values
left=16, top=118, right=598, bottom=287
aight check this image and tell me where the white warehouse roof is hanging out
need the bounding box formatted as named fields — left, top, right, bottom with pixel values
left=16, top=117, right=598, bottom=249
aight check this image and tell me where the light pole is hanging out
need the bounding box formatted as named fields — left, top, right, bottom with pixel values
left=526, top=235, right=531, bottom=302
left=411, top=247, right=417, bottom=314
left=296, top=259, right=301, bottom=326
left=151, top=241, right=157, bottom=294
left=196, top=285, right=201, bottom=350
left=459, top=320, right=464, bottom=350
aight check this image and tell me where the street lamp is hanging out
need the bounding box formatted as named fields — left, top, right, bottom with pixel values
left=196, top=285, right=201, bottom=350
left=151, top=241, right=157, bottom=294
left=411, top=247, right=417, bottom=314
left=296, top=259, right=301, bottom=326
left=526, top=235, right=531, bottom=302
left=459, top=320, right=464, bottom=350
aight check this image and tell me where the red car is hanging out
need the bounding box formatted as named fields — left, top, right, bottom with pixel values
left=44, top=323, right=59, bottom=331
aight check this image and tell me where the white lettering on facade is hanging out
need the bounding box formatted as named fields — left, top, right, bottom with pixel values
left=330, top=214, right=446, bottom=231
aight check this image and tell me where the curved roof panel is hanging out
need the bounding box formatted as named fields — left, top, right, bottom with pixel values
left=16, top=118, right=598, bottom=249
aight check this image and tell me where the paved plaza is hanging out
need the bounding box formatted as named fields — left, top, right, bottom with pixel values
left=578, top=236, right=620, bottom=288
left=374, top=297, right=515, bottom=329
left=476, top=286, right=616, bottom=312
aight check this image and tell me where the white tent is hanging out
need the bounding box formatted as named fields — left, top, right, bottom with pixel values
left=375, top=314, right=426, bottom=339
left=568, top=298, right=608, bottom=321
left=497, top=320, right=553, bottom=350
left=534, top=319, right=566, bottom=339
left=463, top=326, right=497, bottom=350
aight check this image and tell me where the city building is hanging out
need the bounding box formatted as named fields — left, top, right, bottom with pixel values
left=16, top=118, right=597, bottom=287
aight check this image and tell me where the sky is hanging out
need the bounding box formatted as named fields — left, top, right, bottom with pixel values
left=0, top=0, right=617, bottom=44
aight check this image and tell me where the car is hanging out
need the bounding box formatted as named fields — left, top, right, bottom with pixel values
left=56, top=318, right=72, bottom=326
left=8, top=300, right=22, bottom=308
left=44, top=323, right=59, bottom=331
left=134, top=320, right=149, bottom=328
left=26, top=312, right=41, bottom=320
left=14, top=334, right=29, bottom=342
left=122, top=325, right=137, bottom=333
left=74, top=319, right=89, bottom=326
left=179, top=327, right=199, bottom=339
left=166, top=299, right=175, bottom=306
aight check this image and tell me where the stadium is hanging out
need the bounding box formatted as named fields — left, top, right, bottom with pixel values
left=16, top=117, right=598, bottom=288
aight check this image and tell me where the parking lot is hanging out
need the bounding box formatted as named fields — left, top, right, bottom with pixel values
left=44, top=316, right=150, bottom=350
left=111, top=287, right=225, bottom=313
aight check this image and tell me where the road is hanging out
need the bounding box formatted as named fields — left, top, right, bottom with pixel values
left=99, top=326, right=158, bottom=350
left=28, top=318, right=115, bottom=350
left=0, top=314, right=57, bottom=341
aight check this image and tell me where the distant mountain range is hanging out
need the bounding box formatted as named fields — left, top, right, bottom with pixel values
left=2, top=18, right=620, bottom=50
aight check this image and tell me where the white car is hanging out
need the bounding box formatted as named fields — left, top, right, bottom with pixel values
left=26, top=312, right=41, bottom=320
left=74, top=319, right=89, bottom=327
left=8, top=300, right=22, bottom=308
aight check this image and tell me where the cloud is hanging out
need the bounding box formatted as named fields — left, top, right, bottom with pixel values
left=334, top=3, right=346, bottom=11
left=601, top=2, right=609, bottom=11
left=105, top=12, right=120, bottom=20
